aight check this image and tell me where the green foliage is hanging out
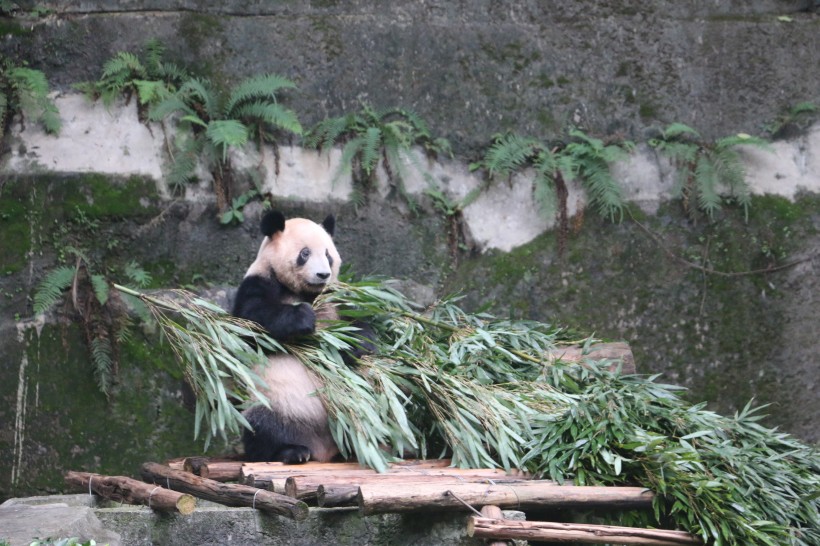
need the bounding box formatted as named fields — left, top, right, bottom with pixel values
left=649, top=123, right=769, bottom=220
left=33, top=265, right=76, bottom=314
left=112, top=285, right=276, bottom=450
left=481, top=129, right=631, bottom=223
left=149, top=73, right=301, bottom=211
left=0, top=1, right=17, bottom=15
left=765, top=101, right=818, bottom=138
left=219, top=189, right=258, bottom=225
left=29, top=539, right=105, bottom=546
left=562, top=128, right=632, bottom=221
left=0, top=57, right=61, bottom=136
left=305, top=104, right=451, bottom=210
left=42, top=275, right=819, bottom=544
left=74, top=39, right=188, bottom=113
left=33, top=259, right=153, bottom=396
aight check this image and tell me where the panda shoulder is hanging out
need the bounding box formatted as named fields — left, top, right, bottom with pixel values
left=232, top=274, right=285, bottom=313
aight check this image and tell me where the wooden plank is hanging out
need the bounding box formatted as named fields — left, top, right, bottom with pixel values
left=358, top=482, right=654, bottom=515
left=467, top=517, right=702, bottom=545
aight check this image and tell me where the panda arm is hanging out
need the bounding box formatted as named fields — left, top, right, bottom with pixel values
left=232, top=275, right=316, bottom=340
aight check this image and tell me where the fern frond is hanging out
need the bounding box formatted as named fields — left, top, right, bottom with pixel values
left=33, top=265, right=76, bottom=314
left=165, top=135, right=203, bottom=192
left=335, top=135, right=365, bottom=184
left=304, top=114, right=355, bottom=150
left=360, top=126, right=382, bottom=175
left=206, top=119, right=249, bottom=161
left=178, top=78, right=219, bottom=119
left=101, top=51, right=146, bottom=81
left=232, top=101, right=303, bottom=135
left=124, top=261, right=152, bottom=288
left=694, top=157, right=721, bottom=218
left=662, top=122, right=701, bottom=140
left=133, top=79, right=173, bottom=106
left=89, top=336, right=115, bottom=395
left=0, top=90, right=7, bottom=128
left=155, top=62, right=188, bottom=86
left=90, top=274, right=109, bottom=306
left=224, top=73, right=297, bottom=115
left=9, top=67, right=61, bottom=134
left=143, top=38, right=166, bottom=75
left=148, top=95, right=194, bottom=122
left=483, top=133, right=542, bottom=177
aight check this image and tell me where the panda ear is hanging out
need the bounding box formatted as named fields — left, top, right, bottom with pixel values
left=321, top=214, right=335, bottom=237
left=261, top=210, right=286, bottom=237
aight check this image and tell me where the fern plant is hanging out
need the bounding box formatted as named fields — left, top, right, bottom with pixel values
left=0, top=57, right=61, bottom=137
left=74, top=39, right=188, bottom=120
left=480, top=129, right=631, bottom=252
left=649, top=123, right=769, bottom=220
left=149, top=73, right=302, bottom=211
left=34, top=257, right=152, bottom=396
left=764, top=101, right=818, bottom=139
left=305, top=103, right=451, bottom=209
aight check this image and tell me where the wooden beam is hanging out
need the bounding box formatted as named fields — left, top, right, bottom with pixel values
left=140, top=462, right=309, bottom=520
left=358, top=482, right=653, bottom=515
left=65, top=471, right=195, bottom=515
left=467, top=517, right=703, bottom=545
left=284, top=471, right=531, bottom=503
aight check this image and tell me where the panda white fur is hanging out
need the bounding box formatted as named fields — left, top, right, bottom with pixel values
left=232, top=210, right=343, bottom=463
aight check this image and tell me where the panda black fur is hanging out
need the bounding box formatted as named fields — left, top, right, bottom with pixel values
left=232, top=210, right=343, bottom=464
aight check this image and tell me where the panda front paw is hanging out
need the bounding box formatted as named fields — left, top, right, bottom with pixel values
left=289, top=303, right=316, bottom=337
left=277, top=445, right=312, bottom=464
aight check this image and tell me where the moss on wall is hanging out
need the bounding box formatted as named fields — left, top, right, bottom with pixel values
left=0, top=319, right=217, bottom=502
left=442, top=195, right=819, bottom=433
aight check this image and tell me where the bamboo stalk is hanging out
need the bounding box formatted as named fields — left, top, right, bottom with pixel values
left=140, top=462, right=308, bottom=520
left=65, top=471, right=196, bottom=515
left=358, top=482, right=654, bottom=516
left=467, top=517, right=703, bottom=545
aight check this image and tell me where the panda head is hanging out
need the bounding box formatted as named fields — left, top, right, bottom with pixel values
left=248, top=210, right=341, bottom=295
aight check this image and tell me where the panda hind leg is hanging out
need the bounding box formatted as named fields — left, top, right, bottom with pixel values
left=242, top=406, right=312, bottom=464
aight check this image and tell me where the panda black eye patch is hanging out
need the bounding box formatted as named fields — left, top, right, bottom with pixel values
left=297, top=247, right=311, bottom=266
left=325, top=250, right=333, bottom=267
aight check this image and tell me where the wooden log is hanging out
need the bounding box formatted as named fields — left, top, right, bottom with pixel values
left=479, top=506, right=511, bottom=546
left=358, top=482, right=654, bottom=515
left=242, top=459, right=469, bottom=491
left=140, top=462, right=309, bottom=520
left=317, top=484, right=359, bottom=507
left=292, top=471, right=531, bottom=504
left=549, top=341, right=636, bottom=374
left=467, top=517, right=703, bottom=546
left=197, top=461, right=244, bottom=482
left=65, top=471, right=196, bottom=515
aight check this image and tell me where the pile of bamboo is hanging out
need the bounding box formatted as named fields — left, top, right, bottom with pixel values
left=64, top=457, right=701, bottom=545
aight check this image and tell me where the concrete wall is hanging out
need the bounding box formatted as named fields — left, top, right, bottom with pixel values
left=1, top=1, right=819, bottom=504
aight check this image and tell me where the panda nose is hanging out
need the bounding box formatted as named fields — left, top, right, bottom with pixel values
left=317, top=272, right=330, bottom=280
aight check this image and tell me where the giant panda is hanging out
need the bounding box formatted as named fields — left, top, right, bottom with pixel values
left=232, top=210, right=346, bottom=464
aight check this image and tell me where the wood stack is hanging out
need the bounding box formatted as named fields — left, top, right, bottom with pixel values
left=64, top=456, right=702, bottom=545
